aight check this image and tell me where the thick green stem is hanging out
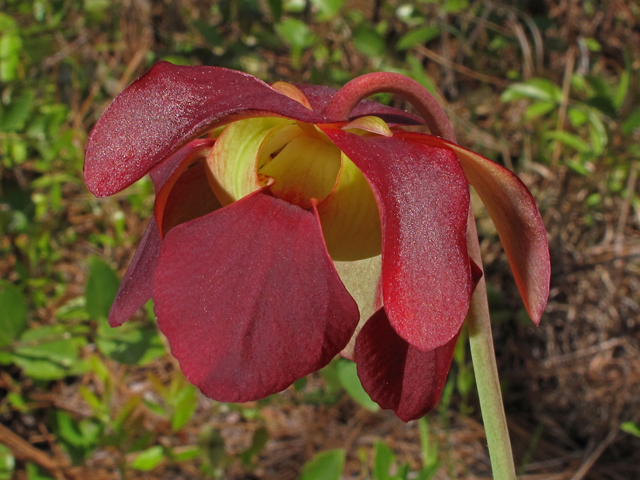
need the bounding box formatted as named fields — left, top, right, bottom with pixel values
left=466, top=210, right=516, bottom=480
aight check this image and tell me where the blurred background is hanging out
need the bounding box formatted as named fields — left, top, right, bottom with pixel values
left=1, top=0, right=639, bottom=478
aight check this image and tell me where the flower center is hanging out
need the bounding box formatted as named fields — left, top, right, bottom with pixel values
left=257, top=122, right=342, bottom=209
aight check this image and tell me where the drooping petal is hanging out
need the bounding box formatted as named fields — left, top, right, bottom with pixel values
left=108, top=217, right=161, bottom=327
left=323, top=128, right=473, bottom=352
left=333, top=255, right=383, bottom=360
left=395, top=133, right=550, bottom=324
left=317, top=153, right=382, bottom=261
left=84, top=62, right=327, bottom=197
left=354, top=309, right=459, bottom=422
left=108, top=140, right=214, bottom=327
left=153, top=190, right=360, bottom=402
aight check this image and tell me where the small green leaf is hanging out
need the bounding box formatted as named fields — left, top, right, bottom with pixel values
left=545, top=131, right=590, bottom=153
left=130, top=446, right=165, bottom=471
left=336, top=360, right=380, bottom=412
left=26, top=462, right=54, bottom=480
left=85, top=257, right=120, bottom=320
left=524, top=101, right=556, bottom=121
left=0, top=280, right=27, bottom=347
left=501, top=78, right=562, bottom=103
left=397, top=27, right=440, bottom=50
left=568, top=107, right=589, bottom=127
left=300, top=449, right=345, bottom=480
left=0, top=90, right=35, bottom=132
left=310, top=0, right=343, bottom=21
left=622, top=107, right=640, bottom=136
left=613, top=70, right=630, bottom=109
left=406, top=56, right=437, bottom=96
left=353, top=25, right=385, bottom=57
left=621, top=422, right=640, bottom=438
left=198, top=427, right=226, bottom=469
left=373, top=441, right=395, bottom=480
left=171, top=384, right=198, bottom=431
left=275, top=18, right=316, bottom=49
left=240, top=427, right=268, bottom=465
left=0, top=444, right=15, bottom=480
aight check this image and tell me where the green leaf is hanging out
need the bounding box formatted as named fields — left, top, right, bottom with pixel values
left=501, top=78, right=562, bottom=103
left=353, top=25, right=385, bottom=57
left=171, top=446, right=200, bottom=462
left=622, top=107, right=640, bottom=136
left=267, top=0, right=283, bottom=21
left=96, top=319, right=165, bottom=366
left=171, top=384, right=198, bottom=431
left=0, top=25, right=21, bottom=83
left=544, top=131, right=590, bottom=153
left=300, top=449, right=345, bottom=480
left=397, top=27, right=440, bottom=50
left=568, top=107, right=589, bottom=127
left=25, top=463, right=54, bottom=480
left=373, top=441, right=395, bottom=480
left=130, top=446, right=165, bottom=471
left=613, top=70, right=630, bottom=110
left=198, top=427, right=226, bottom=469
left=85, top=257, right=119, bottom=320
left=621, top=422, right=640, bottom=438
left=443, top=0, right=468, bottom=13
left=275, top=18, right=316, bottom=49
left=240, top=427, right=268, bottom=465
left=587, top=110, right=607, bottom=154
left=524, top=101, right=556, bottom=121
left=0, top=280, right=27, bottom=347
left=406, top=56, right=437, bottom=96
left=14, top=326, right=88, bottom=380
left=310, top=0, right=343, bottom=21
left=336, top=360, right=380, bottom=412
left=0, top=444, right=15, bottom=480
left=0, top=90, right=35, bottom=132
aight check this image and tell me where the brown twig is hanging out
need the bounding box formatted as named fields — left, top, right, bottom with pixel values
left=414, top=45, right=510, bottom=87
left=0, top=423, right=62, bottom=472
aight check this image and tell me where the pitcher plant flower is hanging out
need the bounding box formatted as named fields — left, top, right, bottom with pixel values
left=84, top=62, right=550, bottom=421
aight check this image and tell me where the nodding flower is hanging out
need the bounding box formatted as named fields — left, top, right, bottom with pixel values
left=83, top=63, right=550, bottom=421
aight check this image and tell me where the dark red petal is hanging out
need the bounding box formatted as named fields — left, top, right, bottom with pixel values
left=323, top=128, right=473, bottom=352
left=153, top=190, right=359, bottom=402
left=108, top=140, right=217, bottom=327
left=150, top=139, right=215, bottom=193
left=108, top=216, right=161, bottom=327
left=84, top=62, right=327, bottom=197
left=153, top=142, right=220, bottom=237
left=295, top=85, right=424, bottom=125
left=354, top=309, right=459, bottom=422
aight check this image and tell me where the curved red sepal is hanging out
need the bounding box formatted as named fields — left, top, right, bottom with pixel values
left=296, top=85, right=423, bottom=126
left=395, top=133, right=550, bottom=325
left=354, top=309, right=459, bottom=422
left=108, top=216, right=161, bottom=327
left=323, top=128, right=473, bottom=352
left=84, top=62, right=326, bottom=197
left=153, top=190, right=359, bottom=402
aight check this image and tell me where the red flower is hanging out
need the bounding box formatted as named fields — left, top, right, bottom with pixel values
left=84, top=62, right=550, bottom=421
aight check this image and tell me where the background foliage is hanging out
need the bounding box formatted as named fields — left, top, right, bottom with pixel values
left=1, top=0, right=639, bottom=478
